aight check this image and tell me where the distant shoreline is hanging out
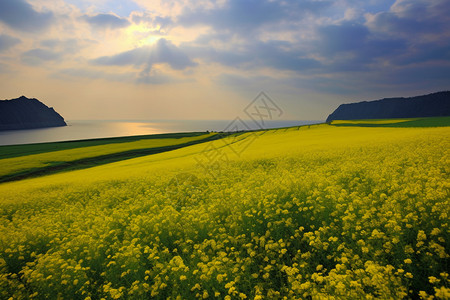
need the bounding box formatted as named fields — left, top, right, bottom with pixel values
left=0, top=119, right=321, bottom=146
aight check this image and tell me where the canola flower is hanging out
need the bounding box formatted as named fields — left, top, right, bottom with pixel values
left=0, top=124, right=449, bottom=299
left=0, top=133, right=215, bottom=179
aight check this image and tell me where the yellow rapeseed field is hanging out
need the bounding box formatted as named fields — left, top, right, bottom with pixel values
left=0, top=133, right=215, bottom=179
left=0, top=124, right=449, bottom=299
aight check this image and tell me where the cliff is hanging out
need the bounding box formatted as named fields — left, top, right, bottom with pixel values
left=326, top=91, right=450, bottom=122
left=0, top=96, right=67, bottom=131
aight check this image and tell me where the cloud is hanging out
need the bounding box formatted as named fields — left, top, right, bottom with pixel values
left=247, top=40, right=321, bottom=71
left=377, top=63, right=450, bottom=87
left=318, top=22, right=369, bottom=55
left=136, top=69, right=174, bottom=85
left=21, top=48, right=62, bottom=65
left=55, top=68, right=134, bottom=82
left=92, top=38, right=197, bottom=70
left=65, top=0, right=142, bottom=17
left=41, top=39, right=78, bottom=50
left=54, top=67, right=174, bottom=85
left=0, top=34, right=21, bottom=52
left=174, top=0, right=448, bottom=80
left=178, top=0, right=332, bottom=33
left=2, top=0, right=449, bottom=115
left=314, top=21, right=408, bottom=71
left=366, top=0, right=450, bottom=37
left=40, top=38, right=96, bottom=54
left=182, top=36, right=320, bottom=73
left=361, top=0, right=450, bottom=68
left=19, top=38, right=95, bottom=66
left=0, top=61, right=10, bottom=73
left=391, top=0, right=450, bottom=20
left=83, top=13, right=130, bottom=29
left=215, top=73, right=274, bottom=90
left=392, top=41, right=450, bottom=66
left=131, top=11, right=173, bottom=30
left=0, top=0, right=54, bottom=32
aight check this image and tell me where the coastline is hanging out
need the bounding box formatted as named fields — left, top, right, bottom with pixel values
left=0, top=119, right=321, bottom=146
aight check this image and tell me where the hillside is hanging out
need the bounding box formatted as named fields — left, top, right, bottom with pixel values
left=0, top=96, right=66, bottom=131
left=326, top=91, right=450, bottom=122
left=0, top=132, right=217, bottom=183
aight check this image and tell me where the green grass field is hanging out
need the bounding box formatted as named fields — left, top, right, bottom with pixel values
left=0, top=132, right=218, bottom=183
left=0, top=119, right=449, bottom=299
left=331, top=116, right=450, bottom=127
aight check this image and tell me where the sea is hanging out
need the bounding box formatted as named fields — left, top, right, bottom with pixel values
left=0, top=120, right=322, bottom=146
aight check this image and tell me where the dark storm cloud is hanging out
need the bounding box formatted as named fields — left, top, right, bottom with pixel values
left=83, top=13, right=130, bottom=29
left=92, top=39, right=197, bottom=70
left=0, top=34, right=20, bottom=52
left=0, top=0, right=53, bottom=32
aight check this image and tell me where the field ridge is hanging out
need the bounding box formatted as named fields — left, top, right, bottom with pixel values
left=0, top=133, right=222, bottom=183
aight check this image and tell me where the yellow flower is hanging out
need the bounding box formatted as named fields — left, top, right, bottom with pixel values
left=431, top=228, right=441, bottom=236
left=434, top=286, right=450, bottom=299
left=418, top=291, right=428, bottom=299
left=428, top=276, right=440, bottom=284
left=417, top=230, right=427, bottom=241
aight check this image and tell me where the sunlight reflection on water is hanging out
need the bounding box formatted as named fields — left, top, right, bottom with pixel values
left=0, top=120, right=320, bottom=146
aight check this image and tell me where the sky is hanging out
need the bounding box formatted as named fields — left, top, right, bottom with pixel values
left=0, top=0, right=449, bottom=121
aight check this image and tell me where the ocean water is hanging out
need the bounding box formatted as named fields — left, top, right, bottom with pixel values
left=0, top=120, right=321, bottom=146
